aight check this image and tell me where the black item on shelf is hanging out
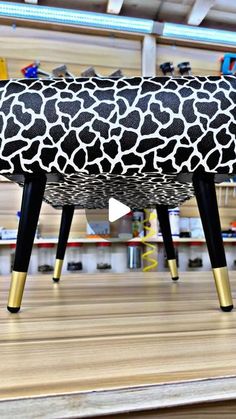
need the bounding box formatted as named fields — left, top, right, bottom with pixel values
left=188, top=258, right=203, bottom=268
left=160, top=62, right=174, bottom=75
left=96, top=263, right=112, bottom=270
left=179, top=231, right=191, bottom=238
left=67, top=261, right=83, bottom=271
left=81, top=67, right=97, bottom=77
left=38, top=264, right=54, bottom=273
left=109, top=69, right=123, bottom=78
left=178, top=61, right=191, bottom=75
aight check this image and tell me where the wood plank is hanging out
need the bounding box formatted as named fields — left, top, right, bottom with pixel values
left=107, top=0, right=124, bottom=14
left=0, top=271, right=236, bottom=417
left=187, top=0, right=215, bottom=26
left=95, top=399, right=236, bottom=418
left=142, top=34, right=156, bottom=76
left=0, top=24, right=141, bottom=78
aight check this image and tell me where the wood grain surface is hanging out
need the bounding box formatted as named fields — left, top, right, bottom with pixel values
left=0, top=271, right=236, bottom=418
left=96, top=399, right=236, bottom=418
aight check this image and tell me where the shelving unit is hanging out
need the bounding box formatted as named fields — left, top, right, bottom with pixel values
left=216, top=182, right=236, bottom=187
left=0, top=237, right=236, bottom=245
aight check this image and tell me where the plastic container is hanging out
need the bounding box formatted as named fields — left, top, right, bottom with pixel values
left=178, top=243, right=189, bottom=271
left=127, top=242, right=142, bottom=269
left=179, top=217, right=191, bottom=238
left=148, top=208, right=158, bottom=237
left=38, top=243, right=54, bottom=273
left=118, top=213, right=133, bottom=239
left=188, top=242, right=203, bottom=269
left=224, top=242, right=235, bottom=270
left=168, top=207, right=180, bottom=237
left=156, top=243, right=166, bottom=271
left=29, top=245, right=38, bottom=275
left=190, top=217, right=204, bottom=238
left=132, top=210, right=144, bottom=238
left=10, top=243, right=16, bottom=272
left=67, top=242, right=83, bottom=272
left=96, top=242, right=112, bottom=270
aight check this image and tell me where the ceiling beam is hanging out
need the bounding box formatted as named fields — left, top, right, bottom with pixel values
left=107, top=0, right=124, bottom=15
left=187, top=0, right=215, bottom=26
left=142, top=35, right=156, bottom=77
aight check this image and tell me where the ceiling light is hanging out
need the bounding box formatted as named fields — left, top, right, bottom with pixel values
left=163, top=23, right=236, bottom=46
left=0, top=1, right=156, bottom=34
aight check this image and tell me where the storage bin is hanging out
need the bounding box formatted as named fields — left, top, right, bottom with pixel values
left=224, top=242, right=236, bottom=270
left=178, top=243, right=189, bottom=271
left=132, top=210, right=144, bottom=238
left=117, top=212, right=133, bottom=239
left=168, top=207, right=180, bottom=237
left=96, top=242, right=112, bottom=270
left=127, top=241, right=142, bottom=270
left=188, top=242, right=203, bottom=269
left=66, top=242, right=83, bottom=272
left=38, top=243, right=54, bottom=273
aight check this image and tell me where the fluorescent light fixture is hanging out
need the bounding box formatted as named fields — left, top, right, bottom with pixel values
left=0, top=1, right=154, bottom=33
left=164, top=22, right=236, bottom=46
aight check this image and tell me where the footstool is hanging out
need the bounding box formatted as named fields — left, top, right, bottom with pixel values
left=0, top=76, right=235, bottom=312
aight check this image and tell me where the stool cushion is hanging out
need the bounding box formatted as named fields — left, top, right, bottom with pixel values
left=0, top=76, right=235, bottom=207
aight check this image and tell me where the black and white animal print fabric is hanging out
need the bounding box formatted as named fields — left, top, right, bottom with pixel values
left=0, top=76, right=235, bottom=207
left=42, top=173, right=194, bottom=209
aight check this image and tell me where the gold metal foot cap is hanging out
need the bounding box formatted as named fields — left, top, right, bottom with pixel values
left=8, top=271, right=27, bottom=309
left=168, top=259, right=178, bottom=279
left=213, top=267, right=233, bottom=308
left=53, top=259, right=63, bottom=281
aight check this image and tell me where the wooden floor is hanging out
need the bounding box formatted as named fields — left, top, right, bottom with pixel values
left=0, top=271, right=236, bottom=418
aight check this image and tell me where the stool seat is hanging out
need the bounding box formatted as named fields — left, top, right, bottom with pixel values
left=1, top=76, right=235, bottom=207
left=0, top=76, right=235, bottom=312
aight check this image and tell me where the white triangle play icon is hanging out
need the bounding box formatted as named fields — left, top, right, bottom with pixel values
left=108, top=198, right=131, bottom=222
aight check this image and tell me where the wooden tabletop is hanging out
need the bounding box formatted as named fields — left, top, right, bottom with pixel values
left=0, top=271, right=236, bottom=418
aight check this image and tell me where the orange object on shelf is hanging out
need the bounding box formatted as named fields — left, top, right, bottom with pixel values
left=0, top=58, right=8, bottom=80
left=86, top=234, right=110, bottom=239
left=230, top=221, right=236, bottom=231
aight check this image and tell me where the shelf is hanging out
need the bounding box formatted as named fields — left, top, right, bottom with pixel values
left=1, top=237, right=236, bottom=245
left=216, top=182, right=236, bottom=187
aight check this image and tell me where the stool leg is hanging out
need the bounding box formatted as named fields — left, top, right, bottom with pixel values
left=156, top=205, right=179, bottom=281
left=193, top=173, right=233, bottom=312
left=7, top=175, right=46, bottom=313
left=52, top=205, right=74, bottom=282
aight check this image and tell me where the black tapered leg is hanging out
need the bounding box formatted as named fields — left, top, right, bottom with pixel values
left=7, top=175, right=46, bottom=313
left=156, top=205, right=179, bottom=281
left=52, top=205, right=74, bottom=282
left=193, top=173, right=233, bottom=312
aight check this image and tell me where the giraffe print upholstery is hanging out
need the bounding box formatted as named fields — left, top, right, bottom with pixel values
left=0, top=75, right=235, bottom=209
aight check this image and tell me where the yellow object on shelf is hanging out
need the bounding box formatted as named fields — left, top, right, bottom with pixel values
left=141, top=209, right=158, bottom=272
left=0, top=58, right=8, bottom=80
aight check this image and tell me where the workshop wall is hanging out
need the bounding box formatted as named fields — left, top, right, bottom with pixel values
left=0, top=24, right=141, bottom=78
left=0, top=23, right=230, bottom=236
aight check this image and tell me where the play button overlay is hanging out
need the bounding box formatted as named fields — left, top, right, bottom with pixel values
left=85, top=198, right=131, bottom=239
left=108, top=198, right=131, bottom=222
